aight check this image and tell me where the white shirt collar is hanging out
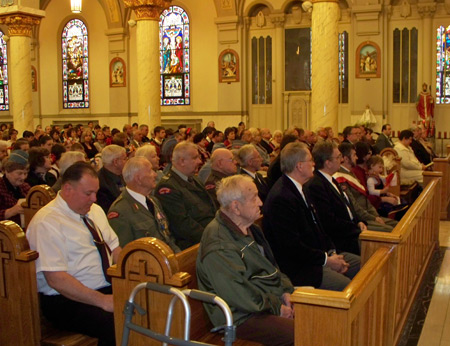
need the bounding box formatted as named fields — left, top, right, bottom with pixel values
left=241, top=168, right=256, bottom=179
left=172, top=167, right=190, bottom=182
left=126, top=187, right=148, bottom=210
left=286, top=174, right=305, bottom=199
left=56, top=192, right=89, bottom=221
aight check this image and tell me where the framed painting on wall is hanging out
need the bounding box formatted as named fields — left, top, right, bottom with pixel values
left=356, top=41, right=381, bottom=78
left=31, top=66, right=37, bottom=92
left=110, top=57, right=126, bottom=87
left=219, top=49, right=239, bottom=83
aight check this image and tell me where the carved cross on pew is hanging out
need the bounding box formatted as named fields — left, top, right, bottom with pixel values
left=30, top=194, right=45, bottom=209
left=0, top=239, right=11, bottom=298
left=129, top=259, right=159, bottom=283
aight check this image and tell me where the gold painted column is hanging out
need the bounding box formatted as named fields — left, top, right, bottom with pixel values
left=417, top=3, right=436, bottom=87
left=310, top=0, right=339, bottom=134
left=123, top=0, right=170, bottom=129
left=0, top=12, right=42, bottom=134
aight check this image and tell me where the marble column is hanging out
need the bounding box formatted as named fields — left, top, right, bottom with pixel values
left=417, top=3, right=436, bottom=87
left=310, top=0, right=339, bottom=134
left=123, top=0, right=170, bottom=130
left=0, top=12, right=42, bottom=135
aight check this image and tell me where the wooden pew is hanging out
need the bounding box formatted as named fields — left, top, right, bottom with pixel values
left=291, top=176, right=441, bottom=345
left=423, top=154, right=450, bottom=219
left=21, top=185, right=55, bottom=230
left=0, top=220, right=97, bottom=346
left=109, top=239, right=262, bottom=346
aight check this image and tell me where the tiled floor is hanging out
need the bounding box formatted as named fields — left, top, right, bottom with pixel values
left=418, top=221, right=450, bottom=346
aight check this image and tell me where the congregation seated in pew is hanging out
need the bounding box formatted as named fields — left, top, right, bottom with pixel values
left=197, top=175, right=295, bottom=346
left=26, top=162, right=121, bottom=346
left=155, top=141, right=217, bottom=250
left=107, top=156, right=180, bottom=252
left=263, top=142, right=360, bottom=291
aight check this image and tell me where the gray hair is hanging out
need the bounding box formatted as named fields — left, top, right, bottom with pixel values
left=237, top=144, right=256, bottom=167
left=217, top=175, right=253, bottom=209
left=101, top=144, right=126, bottom=166
left=172, top=141, right=197, bottom=163
left=59, top=151, right=86, bottom=175
left=122, top=156, right=149, bottom=184
left=135, top=144, right=156, bottom=160
left=280, top=142, right=309, bottom=174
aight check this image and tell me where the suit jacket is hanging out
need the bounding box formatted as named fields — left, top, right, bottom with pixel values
left=374, top=133, right=393, bottom=154
left=411, top=139, right=432, bottom=165
left=263, top=174, right=334, bottom=287
left=97, top=167, right=125, bottom=213
left=260, top=139, right=274, bottom=154
left=304, top=170, right=362, bottom=255
left=107, top=189, right=180, bottom=252
left=239, top=168, right=270, bottom=203
left=155, top=169, right=217, bottom=250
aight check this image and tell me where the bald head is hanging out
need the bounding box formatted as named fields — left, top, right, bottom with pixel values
left=210, top=148, right=237, bottom=176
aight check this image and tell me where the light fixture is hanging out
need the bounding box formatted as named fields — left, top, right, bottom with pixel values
left=71, top=0, right=82, bottom=13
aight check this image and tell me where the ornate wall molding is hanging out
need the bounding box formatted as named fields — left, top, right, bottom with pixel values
left=417, top=2, right=436, bottom=18
left=0, top=14, right=41, bottom=37
left=122, top=0, right=171, bottom=20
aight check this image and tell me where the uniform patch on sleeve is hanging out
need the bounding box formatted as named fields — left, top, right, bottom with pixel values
left=341, top=184, right=347, bottom=191
left=205, top=184, right=216, bottom=190
left=158, top=187, right=172, bottom=195
left=107, top=211, right=119, bottom=219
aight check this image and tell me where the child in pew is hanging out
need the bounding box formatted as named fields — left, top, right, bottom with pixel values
left=366, top=155, right=408, bottom=220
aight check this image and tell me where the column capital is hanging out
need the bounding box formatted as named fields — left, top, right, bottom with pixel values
left=269, top=14, right=285, bottom=28
left=0, top=13, right=41, bottom=37
left=122, top=0, right=171, bottom=20
left=417, top=2, right=436, bottom=18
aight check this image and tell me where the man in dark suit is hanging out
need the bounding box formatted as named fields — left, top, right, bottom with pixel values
left=263, top=142, right=360, bottom=291
left=259, top=128, right=274, bottom=154
left=108, top=157, right=180, bottom=252
left=304, top=141, right=366, bottom=255
left=97, top=144, right=127, bottom=213
left=155, top=141, right=217, bottom=249
left=410, top=126, right=432, bottom=165
left=342, top=126, right=360, bottom=145
left=237, top=144, right=269, bottom=203
left=373, top=124, right=394, bottom=154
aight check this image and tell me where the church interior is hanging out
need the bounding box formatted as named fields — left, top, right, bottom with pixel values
left=0, top=0, right=450, bottom=345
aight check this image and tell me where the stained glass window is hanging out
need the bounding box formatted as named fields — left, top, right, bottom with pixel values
left=62, top=19, right=89, bottom=109
left=436, top=25, right=450, bottom=104
left=0, top=31, right=9, bottom=111
left=160, top=6, right=190, bottom=106
left=338, top=32, right=348, bottom=104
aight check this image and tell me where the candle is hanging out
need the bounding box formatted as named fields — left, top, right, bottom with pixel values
left=439, top=131, right=442, bottom=139
left=445, top=132, right=447, bottom=139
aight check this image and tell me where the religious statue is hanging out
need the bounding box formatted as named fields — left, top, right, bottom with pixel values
left=416, top=83, right=435, bottom=137
left=358, top=104, right=377, bottom=128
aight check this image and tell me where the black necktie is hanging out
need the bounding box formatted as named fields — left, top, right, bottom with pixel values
left=146, top=198, right=155, bottom=215
left=332, top=177, right=355, bottom=220
left=81, top=215, right=112, bottom=283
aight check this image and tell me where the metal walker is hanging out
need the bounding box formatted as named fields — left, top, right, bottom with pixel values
left=121, top=282, right=236, bottom=346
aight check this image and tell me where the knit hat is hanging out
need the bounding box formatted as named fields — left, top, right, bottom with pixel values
left=8, top=150, right=29, bottom=166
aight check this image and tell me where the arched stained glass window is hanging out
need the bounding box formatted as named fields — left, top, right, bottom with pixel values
left=0, top=31, right=9, bottom=111
left=62, top=19, right=89, bottom=109
left=159, top=6, right=190, bottom=106
left=436, top=25, right=450, bottom=104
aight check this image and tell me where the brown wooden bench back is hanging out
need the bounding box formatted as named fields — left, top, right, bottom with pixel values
left=22, top=185, right=56, bottom=231
left=0, top=220, right=97, bottom=346
left=109, top=238, right=262, bottom=346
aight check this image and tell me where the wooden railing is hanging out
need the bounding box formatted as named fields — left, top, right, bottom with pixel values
left=291, top=176, right=441, bottom=346
left=292, top=246, right=394, bottom=346
left=424, top=155, right=450, bottom=219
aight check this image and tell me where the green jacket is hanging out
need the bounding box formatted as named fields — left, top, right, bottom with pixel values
left=108, top=189, right=180, bottom=252
left=196, top=211, right=294, bottom=327
left=155, top=169, right=217, bottom=250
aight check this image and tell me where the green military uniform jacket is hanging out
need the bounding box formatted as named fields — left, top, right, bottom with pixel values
left=196, top=211, right=294, bottom=327
left=155, top=169, right=217, bottom=250
left=107, top=189, right=180, bottom=252
left=203, top=169, right=229, bottom=207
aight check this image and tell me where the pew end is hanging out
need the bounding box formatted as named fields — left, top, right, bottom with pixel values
left=0, top=220, right=97, bottom=346
left=21, top=185, right=56, bottom=231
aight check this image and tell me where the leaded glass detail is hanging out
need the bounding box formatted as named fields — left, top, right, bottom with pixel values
left=252, top=36, right=272, bottom=105
left=62, top=19, right=89, bottom=109
left=0, top=31, right=9, bottom=111
left=339, top=32, right=348, bottom=104
left=436, top=25, right=450, bottom=104
left=160, top=5, right=190, bottom=106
